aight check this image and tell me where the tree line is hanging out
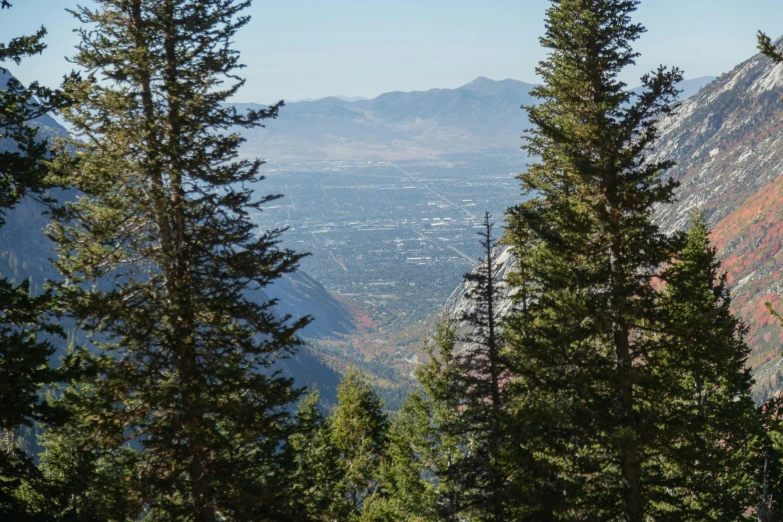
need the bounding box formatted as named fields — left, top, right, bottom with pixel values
left=3, top=0, right=783, bottom=520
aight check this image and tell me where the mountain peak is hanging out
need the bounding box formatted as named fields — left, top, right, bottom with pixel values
left=460, top=76, right=537, bottom=96
left=463, top=76, right=496, bottom=87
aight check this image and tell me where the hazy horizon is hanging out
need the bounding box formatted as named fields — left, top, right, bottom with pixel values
left=0, top=0, right=781, bottom=104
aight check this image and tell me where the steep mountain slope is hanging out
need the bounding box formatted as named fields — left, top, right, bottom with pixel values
left=648, top=39, right=783, bottom=399
left=266, top=269, right=356, bottom=339
left=444, top=47, right=783, bottom=400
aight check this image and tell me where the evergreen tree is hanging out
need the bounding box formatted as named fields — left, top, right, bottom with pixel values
left=37, top=373, right=141, bottom=522
left=328, top=369, right=388, bottom=521
left=757, top=397, right=783, bottom=522
left=364, top=216, right=507, bottom=522
left=44, top=1, right=309, bottom=520
left=758, top=32, right=783, bottom=64
left=0, top=4, right=74, bottom=519
left=447, top=213, right=511, bottom=521
left=369, top=217, right=551, bottom=521
left=500, top=0, right=746, bottom=519
left=362, top=321, right=468, bottom=522
left=656, top=215, right=758, bottom=519
left=284, top=390, right=342, bottom=522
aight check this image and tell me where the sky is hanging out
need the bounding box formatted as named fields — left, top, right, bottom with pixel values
left=0, top=0, right=782, bottom=103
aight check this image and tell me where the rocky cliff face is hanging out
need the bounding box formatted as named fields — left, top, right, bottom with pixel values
left=443, top=245, right=519, bottom=329
left=444, top=40, right=783, bottom=400
left=650, top=38, right=783, bottom=399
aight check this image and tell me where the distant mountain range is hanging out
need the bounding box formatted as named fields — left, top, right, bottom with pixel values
left=235, top=76, right=537, bottom=161
left=238, top=76, right=715, bottom=161
left=291, top=96, right=368, bottom=103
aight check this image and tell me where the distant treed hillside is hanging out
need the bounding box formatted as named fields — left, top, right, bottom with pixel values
left=0, top=107, right=68, bottom=292
left=236, top=76, right=714, bottom=161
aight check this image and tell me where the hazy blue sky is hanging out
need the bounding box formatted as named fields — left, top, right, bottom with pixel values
left=1, top=0, right=782, bottom=103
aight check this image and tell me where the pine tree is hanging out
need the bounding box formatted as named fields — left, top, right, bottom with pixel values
left=503, top=192, right=569, bottom=522
left=369, top=217, right=552, bottom=521
left=656, top=215, right=758, bottom=519
left=284, top=390, right=342, bottom=522
left=502, top=0, right=717, bottom=519
left=362, top=321, right=468, bottom=522
left=448, top=213, right=511, bottom=521
left=0, top=4, right=74, bottom=519
left=757, top=397, right=783, bottom=522
left=44, top=1, right=309, bottom=520
left=328, top=369, right=388, bottom=521
left=364, top=216, right=507, bottom=522
left=37, top=372, right=142, bottom=522
left=758, top=32, right=783, bottom=64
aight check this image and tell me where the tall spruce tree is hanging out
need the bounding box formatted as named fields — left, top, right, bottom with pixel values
left=448, top=213, right=511, bottom=521
left=501, top=0, right=747, bottom=519
left=656, top=215, right=758, bottom=519
left=757, top=397, right=783, bottom=522
left=328, top=369, right=388, bottom=521
left=0, top=4, right=74, bottom=519
left=284, top=390, right=343, bottom=522
left=44, top=1, right=309, bottom=520
left=362, top=321, right=468, bottom=522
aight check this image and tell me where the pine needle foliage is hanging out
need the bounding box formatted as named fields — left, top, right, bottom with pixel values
left=284, top=390, right=343, bottom=522
left=0, top=4, right=74, bottom=519
left=656, top=215, right=758, bottom=520
left=448, top=213, right=512, bottom=521
left=757, top=398, right=783, bottom=522
left=363, top=321, right=468, bottom=522
left=328, top=369, right=388, bottom=521
left=502, top=0, right=728, bottom=519
left=44, top=1, right=309, bottom=520
left=758, top=32, right=783, bottom=64
left=368, top=217, right=545, bottom=521
left=505, top=2, right=761, bottom=519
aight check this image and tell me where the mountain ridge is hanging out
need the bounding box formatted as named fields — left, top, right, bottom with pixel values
left=237, top=76, right=715, bottom=161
